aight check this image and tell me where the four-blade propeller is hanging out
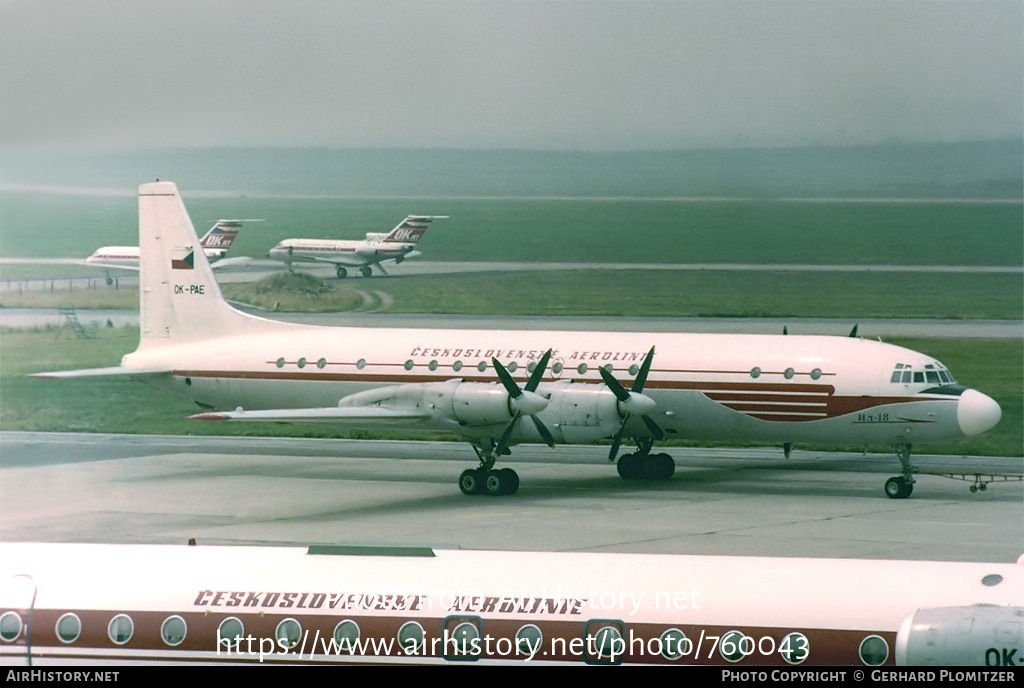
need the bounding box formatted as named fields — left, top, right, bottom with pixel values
left=599, top=346, right=663, bottom=461
left=492, top=348, right=555, bottom=454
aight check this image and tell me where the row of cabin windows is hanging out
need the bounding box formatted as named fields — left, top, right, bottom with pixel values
left=0, top=610, right=889, bottom=665
left=272, top=357, right=824, bottom=381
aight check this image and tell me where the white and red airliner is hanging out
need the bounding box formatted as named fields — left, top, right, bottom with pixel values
left=35, top=181, right=1002, bottom=498
left=266, top=214, right=446, bottom=278
left=83, top=218, right=255, bottom=283
left=1, top=541, right=1021, bottom=666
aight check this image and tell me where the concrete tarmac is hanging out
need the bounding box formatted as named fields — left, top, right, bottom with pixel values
left=2, top=431, right=1020, bottom=564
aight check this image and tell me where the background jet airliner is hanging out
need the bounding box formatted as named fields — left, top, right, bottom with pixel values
left=84, top=218, right=256, bottom=283
left=35, top=182, right=1002, bottom=499
left=2, top=541, right=1020, bottom=666
left=266, top=214, right=447, bottom=278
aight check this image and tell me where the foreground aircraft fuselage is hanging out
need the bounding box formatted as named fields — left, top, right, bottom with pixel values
left=1, top=542, right=1021, bottom=666
left=34, top=182, right=1002, bottom=499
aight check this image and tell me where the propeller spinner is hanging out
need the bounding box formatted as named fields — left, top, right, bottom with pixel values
left=491, top=349, right=555, bottom=455
left=599, top=346, right=664, bottom=461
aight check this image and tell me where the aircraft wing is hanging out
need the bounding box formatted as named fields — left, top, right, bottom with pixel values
left=190, top=406, right=433, bottom=427
left=30, top=366, right=172, bottom=379
left=209, top=256, right=255, bottom=270
left=301, top=255, right=369, bottom=268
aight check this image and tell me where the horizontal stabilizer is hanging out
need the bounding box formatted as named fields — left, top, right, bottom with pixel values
left=30, top=365, right=171, bottom=379
left=190, top=406, right=432, bottom=426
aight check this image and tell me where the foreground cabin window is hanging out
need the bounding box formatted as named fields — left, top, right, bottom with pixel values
left=779, top=631, right=810, bottom=664
left=397, top=621, right=425, bottom=653
left=659, top=628, right=689, bottom=660
left=859, top=634, right=889, bottom=665
left=108, top=614, right=134, bottom=645
left=56, top=613, right=81, bottom=643
left=276, top=618, right=302, bottom=649
left=0, top=612, right=21, bottom=642
left=161, top=615, right=187, bottom=646
left=583, top=620, right=625, bottom=664
left=515, top=624, right=542, bottom=657
left=445, top=620, right=482, bottom=660
left=218, top=617, right=244, bottom=650
left=333, top=619, right=360, bottom=652
left=718, top=629, right=745, bottom=662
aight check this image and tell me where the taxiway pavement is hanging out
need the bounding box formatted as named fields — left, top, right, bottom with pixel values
left=1, top=432, right=1020, bottom=564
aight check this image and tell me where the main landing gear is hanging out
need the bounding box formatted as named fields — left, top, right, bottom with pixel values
left=614, top=438, right=675, bottom=481
left=884, top=443, right=916, bottom=499
left=460, top=440, right=522, bottom=496
left=459, top=465, right=521, bottom=496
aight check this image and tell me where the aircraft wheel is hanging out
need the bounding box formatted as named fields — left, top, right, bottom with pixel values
left=336, top=266, right=348, bottom=278
left=484, top=470, right=507, bottom=496
left=498, top=468, right=520, bottom=495
left=105, top=277, right=113, bottom=286
left=969, top=485, right=978, bottom=493
left=459, top=469, right=485, bottom=496
left=655, top=453, right=675, bottom=480
left=360, top=266, right=372, bottom=277
left=617, top=453, right=639, bottom=480
left=640, top=455, right=665, bottom=481
left=884, top=476, right=913, bottom=499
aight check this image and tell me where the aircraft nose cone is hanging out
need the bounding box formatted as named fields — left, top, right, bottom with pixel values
left=957, top=389, right=1001, bottom=437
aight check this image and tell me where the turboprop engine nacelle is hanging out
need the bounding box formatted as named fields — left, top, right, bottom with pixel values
left=895, top=605, right=1024, bottom=666
left=336, top=379, right=643, bottom=445
left=337, top=379, right=549, bottom=427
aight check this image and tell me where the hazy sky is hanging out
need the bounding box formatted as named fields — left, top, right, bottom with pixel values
left=1, top=0, right=1021, bottom=151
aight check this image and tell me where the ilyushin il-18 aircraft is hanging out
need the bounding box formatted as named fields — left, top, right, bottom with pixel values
left=83, top=218, right=256, bottom=284
left=34, top=181, right=1002, bottom=499
left=0, top=541, right=1021, bottom=666
left=265, top=214, right=446, bottom=278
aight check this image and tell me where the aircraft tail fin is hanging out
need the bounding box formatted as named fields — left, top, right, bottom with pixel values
left=135, top=182, right=278, bottom=347
left=199, top=220, right=244, bottom=251
left=382, top=215, right=448, bottom=244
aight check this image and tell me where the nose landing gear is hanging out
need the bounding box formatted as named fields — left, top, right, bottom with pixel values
left=884, top=444, right=916, bottom=499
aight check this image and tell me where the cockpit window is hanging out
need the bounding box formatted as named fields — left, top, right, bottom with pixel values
left=891, top=362, right=956, bottom=386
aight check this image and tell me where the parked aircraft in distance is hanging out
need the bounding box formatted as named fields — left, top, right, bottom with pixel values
left=1, top=541, right=1021, bottom=666
left=83, top=218, right=257, bottom=283
left=266, top=214, right=447, bottom=278
left=35, top=182, right=1002, bottom=499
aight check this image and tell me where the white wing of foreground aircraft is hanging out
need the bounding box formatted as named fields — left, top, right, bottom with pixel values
left=35, top=181, right=1002, bottom=499
left=1, top=541, right=1021, bottom=666
left=83, top=218, right=257, bottom=283
left=266, top=214, right=446, bottom=278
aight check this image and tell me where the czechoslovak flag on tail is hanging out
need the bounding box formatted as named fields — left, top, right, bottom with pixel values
left=171, top=250, right=194, bottom=270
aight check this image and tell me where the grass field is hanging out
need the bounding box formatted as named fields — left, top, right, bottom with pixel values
left=2, top=143, right=1022, bottom=267
left=3, top=193, right=1021, bottom=270
left=2, top=268, right=1022, bottom=320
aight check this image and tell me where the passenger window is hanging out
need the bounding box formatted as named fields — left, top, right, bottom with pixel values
left=108, top=614, right=134, bottom=645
